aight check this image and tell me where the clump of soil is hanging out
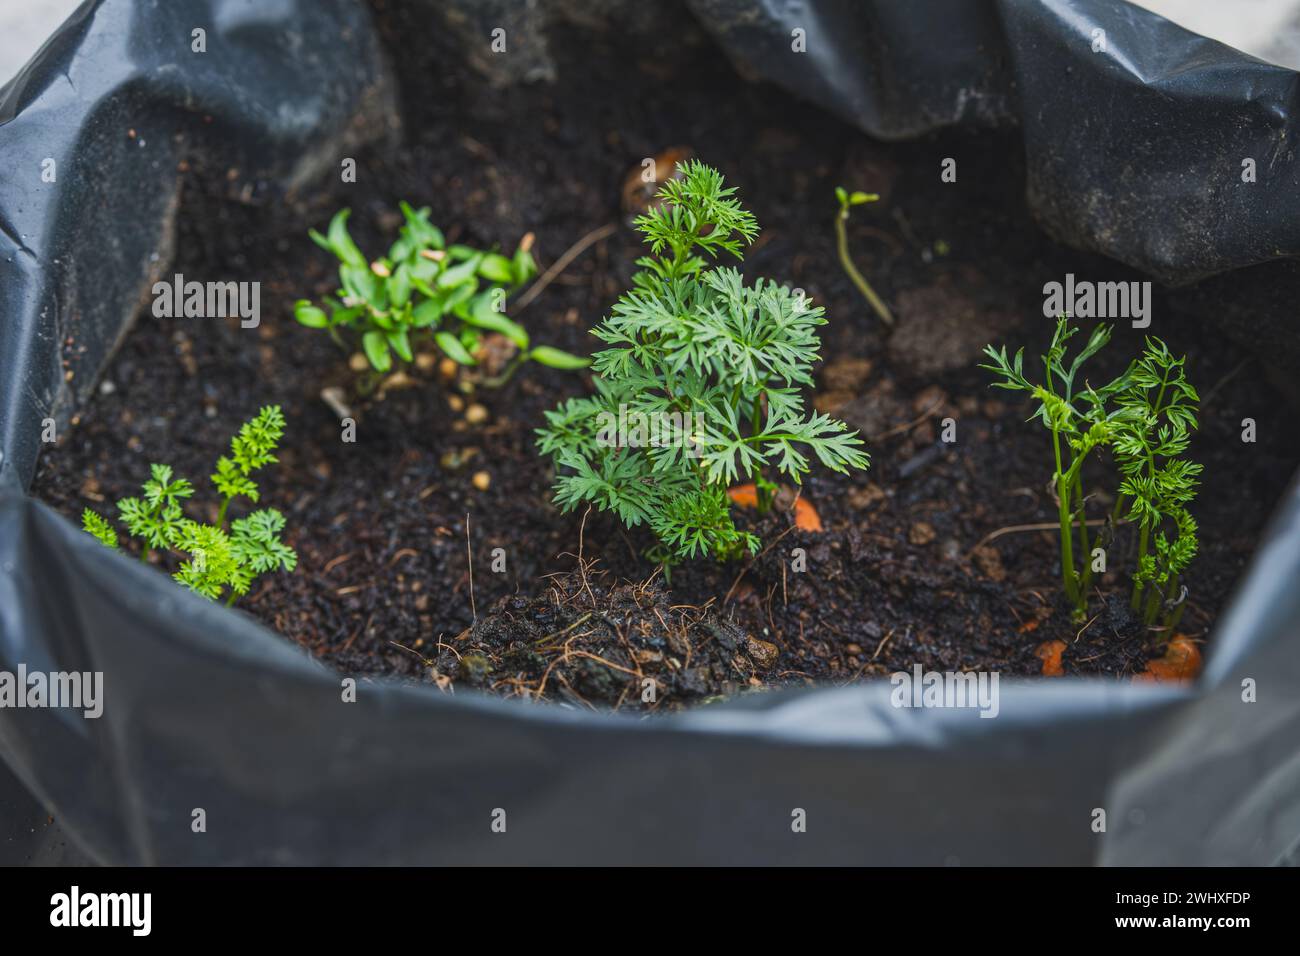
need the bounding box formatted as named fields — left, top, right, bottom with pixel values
left=435, top=561, right=770, bottom=713
left=30, top=1, right=1300, bottom=710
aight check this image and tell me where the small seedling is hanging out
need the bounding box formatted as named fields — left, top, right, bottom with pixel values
left=294, top=203, right=587, bottom=385
left=539, top=161, right=869, bottom=565
left=82, top=406, right=297, bottom=605
left=834, top=186, right=894, bottom=326
left=982, top=316, right=1127, bottom=619
left=1110, top=338, right=1201, bottom=627
left=982, top=317, right=1201, bottom=629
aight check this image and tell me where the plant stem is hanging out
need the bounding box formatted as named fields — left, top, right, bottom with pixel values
left=1153, top=574, right=1182, bottom=630
left=216, top=497, right=231, bottom=530
left=1073, top=472, right=1092, bottom=597
left=834, top=211, right=894, bottom=326
left=479, top=353, right=527, bottom=389
left=1142, top=583, right=1161, bottom=626
left=225, top=591, right=237, bottom=607
left=1131, top=522, right=1150, bottom=611
left=1165, top=576, right=1186, bottom=632
left=1052, top=429, right=1079, bottom=609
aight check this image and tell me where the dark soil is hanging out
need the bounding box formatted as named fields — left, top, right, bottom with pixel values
left=31, top=3, right=1298, bottom=712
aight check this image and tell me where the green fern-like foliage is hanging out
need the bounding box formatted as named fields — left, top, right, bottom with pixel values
left=231, top=510, right=298, bottom=574
left=116, top=463, right=193, bottom=547
left=980, top=315, right=1132, bottom=620
left=982, top=320, right=1201, bottom=629
left=212, top=404, right=284, bottom=507
left=537, top=160, right=869, bottom=564
left=81, top=508, right=118, bottom=549
left=1110, top=337, right=1201, bottom=623
left=170, top=520, right=252, bottom=601
left=81, top=406, right=297, bottom=605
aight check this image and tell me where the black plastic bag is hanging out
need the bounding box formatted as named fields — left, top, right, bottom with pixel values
left=1, top=0, right=1298, bottom=865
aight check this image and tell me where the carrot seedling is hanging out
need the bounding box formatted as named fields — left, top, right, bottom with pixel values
left=981, top=316, right=1131, bottom=620
left=982, top=317, right=1202, bottom=630
left=834, top=186, right=894, bottom=327
left=1110, top=338, right=1201, bottom=628
left=538, top=161, right=869, bottom=565
left=82, top=405, right=297, bottom=605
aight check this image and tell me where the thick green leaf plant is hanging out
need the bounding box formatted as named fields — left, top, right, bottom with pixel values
left=294, top=203, right=587, bottom=384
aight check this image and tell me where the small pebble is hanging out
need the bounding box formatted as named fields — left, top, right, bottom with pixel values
left=471, top=471, right=491, bottom=491
left=972, top=545, right=1006, bottom=582
left=465, top=403, right=489, bottom=425
left=745, top=636, right=780, bottom=670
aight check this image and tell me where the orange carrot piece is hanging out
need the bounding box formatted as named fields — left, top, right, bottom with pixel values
left=1135, top=634, right=1202, bottom=683
left=726, top=483, right=759, bottom=508
left=1035, top=639, right=1066, bottom=677
left=726, top=483, right=824, bottom=532
left=793, top=497, right=824, bottom=532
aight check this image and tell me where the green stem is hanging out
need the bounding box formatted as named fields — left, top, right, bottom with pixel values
left=216, top=497, right=231, bottom=530
left=1131, top=523, right=1150, bottom=611
left=479, top=353, right=528, bottom=389
left=356, top=369, right=383, bottom=397
left=1142, top=583, right=1161, bottom=626
left=1073, top=472, right=1092, bottom=598
left=1164, top=576, right=1186, bottom=632
left=1053, top=430, right=1079, bottom=609
left=141, top=498, right=166, bottom=562
left=834, top=211, right=894, bottom=326
left=225, top=590, right=237, bottom=607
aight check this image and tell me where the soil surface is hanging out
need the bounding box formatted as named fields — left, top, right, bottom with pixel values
left=31, top=3, right=1299, bottom=712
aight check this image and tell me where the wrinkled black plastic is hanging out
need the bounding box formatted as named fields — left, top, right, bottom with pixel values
left=1, top=0, right=1298, bottom=865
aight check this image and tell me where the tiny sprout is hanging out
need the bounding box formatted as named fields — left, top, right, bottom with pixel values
left=834, top=185, right=894, bottom=326
left=82, top=406, right=297, bottom=605
left=295, top=203, right=588, bottom=385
